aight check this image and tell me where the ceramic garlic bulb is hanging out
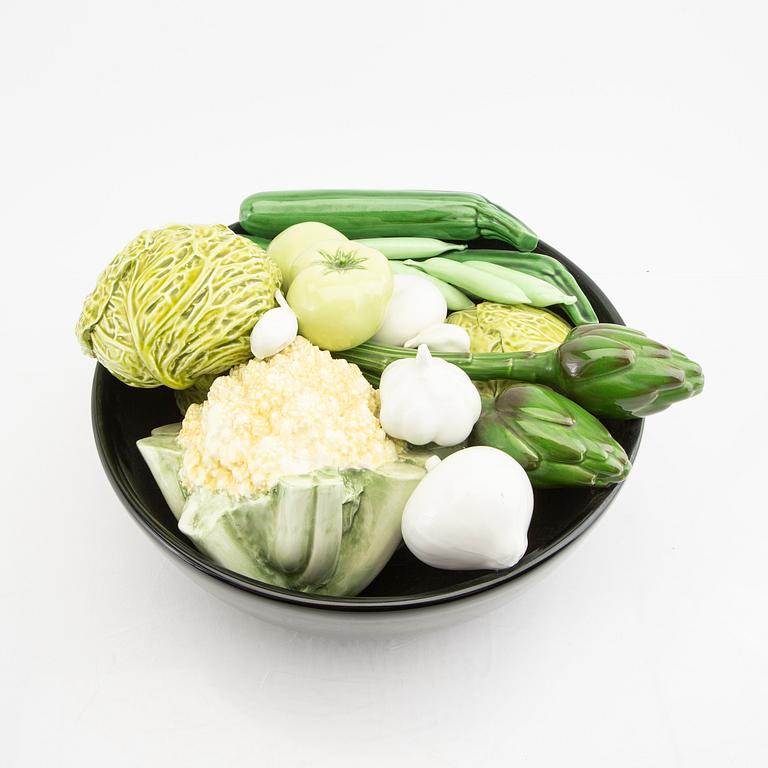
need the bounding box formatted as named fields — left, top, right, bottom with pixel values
left=378, top=344, right=481, bottom=446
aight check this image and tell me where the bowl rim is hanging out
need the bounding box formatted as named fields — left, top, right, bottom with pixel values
left=91, top=235, right=643, bottom=613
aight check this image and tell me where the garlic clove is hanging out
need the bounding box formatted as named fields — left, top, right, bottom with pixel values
left=403, top=323, right=471, bottom=353
left=250, top=290, right=298, bottom=360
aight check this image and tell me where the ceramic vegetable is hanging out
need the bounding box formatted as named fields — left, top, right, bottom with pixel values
left=401, top=447, right=534, bottom=570
left=139, top=430, right=425, bottom=596
left=544, top=324, right=705, bottom=418
left=447, top=302, right=570, bottom=353
left=470, top=382, right=631, bottom=487
left=137, top=338, right=426, bottom=596
left=75, top=224, right=281, bottom=388
left=404, top=323, right=470, bottom=353
left=250, top=290, right=297, bottom=359
left=266, top=221, right=347, bottom=287
left=244, top=236, right=468, bottom=262
left=378, top=344, right=481, bottom=446
left=405, top=257, right=531, bottom=305
left=339, top=324, right=705, bottom=419
left=464, top=260, right=576, bottom=308
left=371, top=274, right=447, bottom=347
left=449, top=250, right=598, bottom=325
left=355, top=237, right=467, bottom=260
left=240, top=190, right=538, bottom=252
left=286, top=242, right=393, bottom=351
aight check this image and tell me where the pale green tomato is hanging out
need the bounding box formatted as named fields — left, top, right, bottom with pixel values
left=287, top=243, right=392, bottom=351
left=267, top=222, right=347, bottom=287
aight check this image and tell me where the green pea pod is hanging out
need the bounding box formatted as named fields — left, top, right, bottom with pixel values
left=356, top=237, right=467, bottom=260
left=449, top=250, right=598, bottom=325
left=404, top=257, right=530, bottom=305
left=463, top=260, right=576, bottom=308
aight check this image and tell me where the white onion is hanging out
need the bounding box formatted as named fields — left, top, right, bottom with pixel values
left=371, top=274, right=447, bottom=347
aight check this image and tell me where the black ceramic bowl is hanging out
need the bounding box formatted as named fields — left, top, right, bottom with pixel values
left=92, top=233, right=642, bottom=617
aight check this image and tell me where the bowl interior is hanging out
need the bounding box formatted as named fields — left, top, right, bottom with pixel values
left=92, top=235, right=642, bottom=611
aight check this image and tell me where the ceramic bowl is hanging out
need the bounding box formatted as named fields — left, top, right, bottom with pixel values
left=91, top=233, right=642, bottom=632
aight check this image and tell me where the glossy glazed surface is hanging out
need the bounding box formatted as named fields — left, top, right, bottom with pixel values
left=92, top=233, right=643, bottom=613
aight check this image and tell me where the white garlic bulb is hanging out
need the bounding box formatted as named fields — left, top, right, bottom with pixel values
left=378, top=344, right=481, bottom=446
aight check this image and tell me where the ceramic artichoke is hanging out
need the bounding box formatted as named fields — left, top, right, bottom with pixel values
left=470, top=382, right=631, bottom=487
left=551, top=324, right=704, bottom=419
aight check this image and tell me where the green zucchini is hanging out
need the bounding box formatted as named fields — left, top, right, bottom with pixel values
left=239, top=190, right=538, bottom=252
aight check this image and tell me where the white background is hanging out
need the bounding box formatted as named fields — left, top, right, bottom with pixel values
left=2, top=1, right=765, bottom=766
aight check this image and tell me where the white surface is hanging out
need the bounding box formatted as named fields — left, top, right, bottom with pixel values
left=2, top=1, right=765, bottom=766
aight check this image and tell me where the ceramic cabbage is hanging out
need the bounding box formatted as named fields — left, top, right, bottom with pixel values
left=76, top=224, right=281, bottom=388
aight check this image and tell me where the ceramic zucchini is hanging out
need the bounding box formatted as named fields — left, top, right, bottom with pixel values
left=239, top=190, right=539, bottom=252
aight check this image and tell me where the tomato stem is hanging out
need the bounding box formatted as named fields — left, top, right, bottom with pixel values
left=318, top=248, right=367, bottom=272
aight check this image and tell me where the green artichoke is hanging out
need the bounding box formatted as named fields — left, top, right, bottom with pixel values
left=340, top=323, right=704, bottom=420
left=76, top=224, right=281, bottom=388
left=551, top=324, right=704, bottom=419
left=470, top=383, right=631, bottom=487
